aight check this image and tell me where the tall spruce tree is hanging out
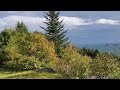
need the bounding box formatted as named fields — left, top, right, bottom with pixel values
left=16, top=22, right=28, bottom=33
left=41, top=11, right=69, bottom=57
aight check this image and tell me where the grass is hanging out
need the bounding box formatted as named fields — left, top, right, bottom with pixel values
left=0, top=68, right=64, bottom=79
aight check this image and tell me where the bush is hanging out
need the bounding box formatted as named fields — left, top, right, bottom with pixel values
left=3, top=56, right=41, bottom=71
left=0, top=29, right=16, bottom=66
left=0, top=47, right=8, bottom=66
left=28, top=32, right=59, bottom=68
left=3, top=31, right=59, bottom=70
left=90, top=53, right=120, bottom=79
left=55, top=45, right=91, bottom=79
left=0, top=29, right=15, bottom=47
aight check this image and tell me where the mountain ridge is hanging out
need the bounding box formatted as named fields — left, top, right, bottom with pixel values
left=76, top=43, right=120, bottom=56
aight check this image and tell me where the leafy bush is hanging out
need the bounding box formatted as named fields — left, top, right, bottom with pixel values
left=29, top=32, right=59, bottom=68
left=0, top=47, right=7, bottom=66
left=90, top=53, right=120, bottom=79
left=0, top=29, right=15, bottom=47
left=55, top=45, right=91, bottom=79
left=3, top=56, right=41, bottom=71
left=0, top=29, right=16, bottom=66
left=3, top=31, right=59, bottom=70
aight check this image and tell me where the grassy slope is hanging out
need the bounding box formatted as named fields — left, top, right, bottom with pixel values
left=0, top=69, right=64, bottom=79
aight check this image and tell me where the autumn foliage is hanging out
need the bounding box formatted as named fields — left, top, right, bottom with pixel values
left=0, top=20, right=120, bottom=78
left=1, top=29, right=59, bottom=70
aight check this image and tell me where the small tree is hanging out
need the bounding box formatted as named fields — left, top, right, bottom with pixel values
left=0, top=29, right=15, bottom=66
left=16, top=22, right=28, bottom=33
left=41, top=11, right=69, bottom=57
left=0, top=29, right=15, bottom=47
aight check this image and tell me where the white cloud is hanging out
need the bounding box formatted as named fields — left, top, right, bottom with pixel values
left=0, top=15, right=120, bottom=32
left=95, top=19, right=120, bottom=25
left=0, top=15, right=93, bottom=31
left=0, top=15, right=45, bottom=32
left=60, top=16, right=93, bottom=26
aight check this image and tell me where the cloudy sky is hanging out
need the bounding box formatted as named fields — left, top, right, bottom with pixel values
left=1, top=11, right=120, bottom=45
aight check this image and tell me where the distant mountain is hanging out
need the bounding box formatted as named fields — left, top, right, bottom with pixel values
left=76, top=43, right=120, bottom=56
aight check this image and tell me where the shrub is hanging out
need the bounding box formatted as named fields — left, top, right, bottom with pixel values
left=90, top=53, right=120, bottom=79
left=0, top=47, right=8, bottom=66
left=0, top=29, right=16, bottom=66
left=3, top=31, right=59, bottom=70
left=55, top=45, right=91, bottom=79
left=3, top=56, right=41, bottom=71
left=0, top=29, right=15, bottom=47
left=29, top=32, right=59, bottom=68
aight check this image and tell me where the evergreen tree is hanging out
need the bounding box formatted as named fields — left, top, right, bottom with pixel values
left=0, top=29, right=15, bottom=66
left=41, top=11, right=69, bottom=57
left=0, top=29, right=15, bottom=47
left=16, top=22, right=28, bottom=33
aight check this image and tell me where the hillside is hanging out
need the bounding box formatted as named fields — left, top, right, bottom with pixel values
left=77, top=43, right=120, bottom=56
left=1, top=11, right=120, bottom=79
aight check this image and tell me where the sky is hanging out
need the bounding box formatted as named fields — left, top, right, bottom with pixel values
left=1, top=11, right=120, bottom=45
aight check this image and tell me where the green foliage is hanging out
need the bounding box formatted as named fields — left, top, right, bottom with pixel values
left=41, top=11, right=69, bottom=57
left=3, top=29, right=58, bottom=70
left=77, top=48, right=100, bottom=59
left=3, top=56, right=41, bottom=71
left=0, top=28, right=15, bottom=47
left=0, top=47, right=7, bottom=66
left=55, top=45, right=91, bottom=79
left=16, top=22, right=28, bottom=33
left=0, top=19, right=120, bottom=79
left=90, top=52, right=120, bottom=79
left=29, top=31, right=59, bottom=68
left=0, top=29, right=15, bottom=66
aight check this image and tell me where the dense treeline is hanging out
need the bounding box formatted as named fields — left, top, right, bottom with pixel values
left=0, top=11, right=120, bottom=79
left=77, top=48, right=100, bottom=59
